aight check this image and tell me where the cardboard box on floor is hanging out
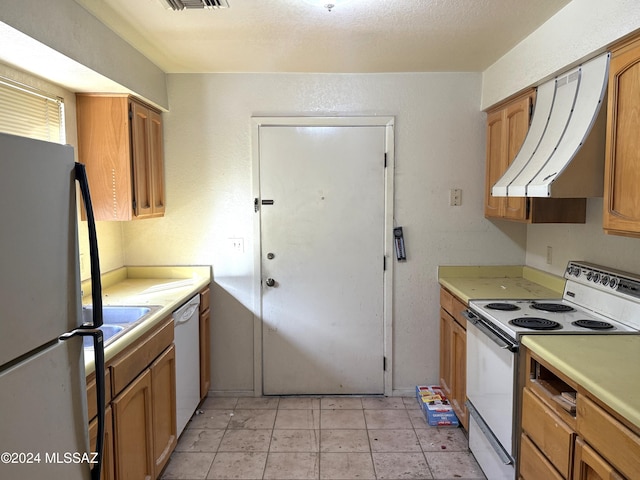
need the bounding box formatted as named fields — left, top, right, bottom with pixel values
left=415, top=385, right=459, bottom=427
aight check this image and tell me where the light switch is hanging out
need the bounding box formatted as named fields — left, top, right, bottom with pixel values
left=228, top=238, right=244, bottom=253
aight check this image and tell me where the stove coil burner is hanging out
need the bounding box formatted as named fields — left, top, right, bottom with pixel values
left=530, top=302, right=575, bottom=313
left=509, top=317, right=562, bottom=330
left=485, top=302, right=520, bottom=311
left=572, top=319, right=614, bottom=330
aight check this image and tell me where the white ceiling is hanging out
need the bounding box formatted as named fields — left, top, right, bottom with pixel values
left=73, top=0, right=572, bottom=73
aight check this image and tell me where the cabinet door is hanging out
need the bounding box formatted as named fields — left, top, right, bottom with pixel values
left=148, top=108, right=166, bottom=216
left=113, top=369, right=154, bottom=480
left=573, top=437, right=624, bottom=480
left=151, top=345, right=177, bottom=475
left=502, top=95, right=531, bottom=221
left=199, top=307, right=211, bottom=400
left=603, top=38, right=640, bottom=237
left=131, top=100, right=154, bottom=218
left=520, top=433, right=564, bottom=480
left=439, top=308, right=453, bottom=400
left=521, top=387, right=574, bottom=478
left=450, top=318, right=467, bottom=429
left=485, top=109, right=505, bottom=218
left=89, top=405, right=115, bottom=480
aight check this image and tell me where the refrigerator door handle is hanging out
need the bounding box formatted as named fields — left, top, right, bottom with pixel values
left=59, top=328, right=105, bottom=480
left=74, top=162, right=104, bottom=480
left=74, top=163, right=103, bottom=328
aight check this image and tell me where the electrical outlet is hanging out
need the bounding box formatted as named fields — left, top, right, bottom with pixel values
left=450, top=188, right=462, bottom=206
left=546, top=246, right=552, bottom=265
left=228, top=238, right=244, bottom=253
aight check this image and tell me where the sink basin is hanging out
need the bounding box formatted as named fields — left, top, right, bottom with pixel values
left=83, top=325, right=125, bottom=349
left=82, top=305, right=154, bottom=325
left=81, top=305, right=161, bottom=351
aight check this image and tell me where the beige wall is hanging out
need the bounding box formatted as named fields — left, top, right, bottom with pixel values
left=122, top=73, right=528, bottom=394
left=481, top=0, right=640, bottom=109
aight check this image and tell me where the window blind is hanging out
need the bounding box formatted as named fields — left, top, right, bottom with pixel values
left=0, top=77, right=65, bottom=144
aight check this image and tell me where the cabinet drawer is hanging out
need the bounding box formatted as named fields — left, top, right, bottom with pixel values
left=439, top=287, right=467, bottom=329
left=577, top=394, right=640, bottom=479
left=110, top=317, right=174, bottom=396
left=451, top=296, right=467, bottom=329
left=200, top=286, right=210, bottom=313
left=519, top=433, right=563, bottom=480
left=87, top=368, right=111, bottom=422
left=522, top=387, right=574, bottom=478
left=439, top=287, right=454, bottom=314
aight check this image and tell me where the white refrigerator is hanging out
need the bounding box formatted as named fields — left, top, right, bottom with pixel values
left=0, top=132, right=106, bottom=480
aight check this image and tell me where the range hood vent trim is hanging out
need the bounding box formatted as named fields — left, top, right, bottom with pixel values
left=491, top=52, right=610, bottom=198
left=161, top=0, right=229, bottom=10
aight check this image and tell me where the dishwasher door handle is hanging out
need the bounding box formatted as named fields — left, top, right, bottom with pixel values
left=175, top=305, right=199, bottom=324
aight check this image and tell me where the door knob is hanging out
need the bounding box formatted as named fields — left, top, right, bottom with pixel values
left=265, top=278, right=276, bottom=287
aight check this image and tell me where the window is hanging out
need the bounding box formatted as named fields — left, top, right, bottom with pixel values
left=0, top=77, right=65, bottom=144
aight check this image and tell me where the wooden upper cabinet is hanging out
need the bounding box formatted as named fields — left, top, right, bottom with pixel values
left=484, top=91, right=532, bottom=220
left=76, top=94, right=165, bottom=221
left=484, top=90, right=586, bottom=223
left=604, top=34, right=640, bottom=237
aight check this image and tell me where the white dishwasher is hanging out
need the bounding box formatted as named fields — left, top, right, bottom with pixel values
left=173, top=294, right=201, bottom=436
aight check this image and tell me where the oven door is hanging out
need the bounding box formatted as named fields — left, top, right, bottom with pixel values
left=464, top=310, right=517, bottom=477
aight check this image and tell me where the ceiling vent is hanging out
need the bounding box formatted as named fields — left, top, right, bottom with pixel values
left=161, top=0, right=229, bottom=10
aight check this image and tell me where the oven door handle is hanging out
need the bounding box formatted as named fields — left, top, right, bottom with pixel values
left=462, top=310, right=518, bottom=353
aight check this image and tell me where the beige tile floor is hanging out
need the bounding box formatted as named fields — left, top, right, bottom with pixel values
left=161, top=396, right=486, bottom=480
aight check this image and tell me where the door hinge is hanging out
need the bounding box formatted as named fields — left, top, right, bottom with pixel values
left=383, top=256, right=386, bottom=271
left=383, top=356, right=387, bottom=371
left=384, top=152, right=387, bottom=168
left=254, top=198, right=259, bottom=212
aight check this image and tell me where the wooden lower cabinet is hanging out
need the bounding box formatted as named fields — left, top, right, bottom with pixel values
left=519, top=348, right=639, bottom=480
left=520, top=433, right=564, bottom=480
left=438, top=287, right=467, bottom=429
left=574, top=437, right=624, bottom=480
left=151, top=345, right=177, bottom=475
left=112, top=344, right=177, bottom=480
left=113, top=369, right=155, bottom=480
left=89, top=405, right=115, bottom=480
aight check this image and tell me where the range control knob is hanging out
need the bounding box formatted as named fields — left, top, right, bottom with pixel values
left=609, top=278, right=619, bottom=289
left=601, top=275, right=610, bottom=285
left=592, top=273, right=600, bottom=283
left=587, top=271, right=594, bottom=281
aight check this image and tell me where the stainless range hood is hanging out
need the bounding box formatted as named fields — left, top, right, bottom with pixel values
left=492, top=52, right=610, bottom=198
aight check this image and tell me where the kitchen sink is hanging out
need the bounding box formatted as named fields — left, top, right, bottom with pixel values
left=83, top=325, right=125, bottom=350
left=81, top=305, right=162, bottom=350
left=82, top=305, right=158, bottom=325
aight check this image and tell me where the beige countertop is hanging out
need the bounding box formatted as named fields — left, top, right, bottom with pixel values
left=522, top=334, right=640, bottom=431
left=438, top=265, right=565, bottom=303
left=82, top=266, right=211, bottom=375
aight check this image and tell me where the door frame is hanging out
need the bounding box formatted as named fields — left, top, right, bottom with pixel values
left=251, top=116, right=395, bottom=396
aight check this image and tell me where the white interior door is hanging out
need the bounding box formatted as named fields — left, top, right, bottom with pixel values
left=259, top=123, right=387, bottom=395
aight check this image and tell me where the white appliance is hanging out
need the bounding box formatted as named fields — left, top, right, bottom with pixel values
left=464, top=261, right=640, bottom=480
left=0, top=133, right=106, bottom=480
left=173, top=294, right=201, bottom=436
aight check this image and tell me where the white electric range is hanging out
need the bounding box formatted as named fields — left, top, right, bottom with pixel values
left=463, top=261, right=640, bottom=480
